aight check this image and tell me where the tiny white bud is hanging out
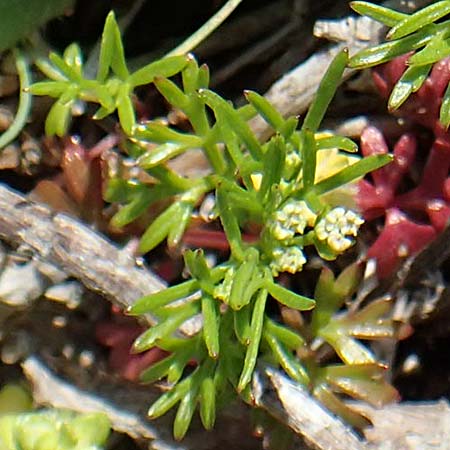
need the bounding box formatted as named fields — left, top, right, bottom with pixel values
left=315, top=208, right=364, bottom=254
left=269, top=200, right=317, bottom=241
left=270, top=246, right=307, bottom=276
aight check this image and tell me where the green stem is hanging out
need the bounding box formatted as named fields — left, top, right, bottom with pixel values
left=189, top=103, right=227, bottom=174
left=0, top=49, right=32, bottom=149
left=166, top=0, right=243, bottom=57
left=147, top=166, right=194, bottom=191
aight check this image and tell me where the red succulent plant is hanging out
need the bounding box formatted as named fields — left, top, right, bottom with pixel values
left=357, top=56, right=450, bottom=279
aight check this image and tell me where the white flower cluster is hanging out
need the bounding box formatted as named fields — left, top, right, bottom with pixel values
left=315, top=207, right=364, bottom=253
left=270, top=200, right=317, bottom=240
left=270, top=247, right=306, bottom=276
left=268, top=200, right=317, bottom=276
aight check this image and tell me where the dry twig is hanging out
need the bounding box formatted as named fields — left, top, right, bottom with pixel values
left=253, top=366, right=450, bottom=450
left=0, top=183, right=165, bottom=326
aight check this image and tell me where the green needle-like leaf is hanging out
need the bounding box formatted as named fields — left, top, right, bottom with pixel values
left=350, top=1, right=407, bottom=26
left=348, top=26, right=434, bottom=68
left=233, top=306, right=252, bottom=345
left=264, top=318, right=305, bottom=349
left=63, top=43, right=83, bottom=77
left=388, top=63, right=432, bottom=110
left=167, top=202, right=193, bottom=249
left=97, top=11, right=115, bottom=81
left=202, top=294, right=220, bottom=358
left=199, top=375, right=216, bottom=430
left=173, top=388, right=198, bottom=440
left=154, top=76, right=189, bottom=110
left=215, top=186, right=245, bottom=259
left=238, top=288, right=267, bottom=391
left=387, top=1, right=450, bottom=40
left=167, top=344, right=197, bottom=384
left=182, top=56, right=200, bottom=94
left=258, top=135, right=286, bottom=202
left=323, top=364, right=399, bottom=407
left=302, top=48, right=348, bottom=133
left=281, top=116, right=299, bottom=139
left=312, top=154, right=392, bottom=195
left=148, top=376, right=192, bottom=419
left=107, top=12, right=129, bottom=80
left=35, top=57, right=67, bottom=81
left=264, top=332, right=309, bottom=384
left=218, top=119, right=245, bottom=166
left=265, top=280, right=315, bottom=311
left=408, top=33, right=450, bottom=66
left=319, top=330, right=376, bottom=365
left=184, top=249, right=213, bottom=283
left=116, top=83, right=135, bottom=134
left=244, top=90, right=285, bottom=132
left=229, top=254, right=258, bottom=310
left=129, top=56, right=188, bottom=87
left=129, top=279, right=199, bottom=315
left=110, top=189, right=154, bottom=228
left=28, top=81, right=69, bottom=98
left=140, top=354, right=176, bottom=383
left=197, top=64, right=210, bottom=89
left=138, top=142, right=188, bottom=169
left=48, top=52, right=81, bottom=81
left=301, top=129, right=317, bottom=190
left=135, top=122, right=202, bottom=146
left=45, top=85, right=77, bottom=136
left=316, top=135, right=358, bottom=153
left=133, top=302, right=199, bottom=352
left=200, top=89, right=263, bottom=160
left=139, top=201, right=184, bottom=253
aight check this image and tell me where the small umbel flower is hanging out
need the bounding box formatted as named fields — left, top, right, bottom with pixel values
left=270, top=200, right=317, bottom=240
left=315, top=207, right=364, bottom=254
left=270, top=246, right=307, bottom=276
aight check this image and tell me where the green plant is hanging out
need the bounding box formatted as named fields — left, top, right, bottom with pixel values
left=0, top=410, right=111, bottom=450
left=0, top=384, right=32, bottom=415
left=0, top=0, right=76, bottom=149
left=29, top=9, right=397, bottom=440
left=0, top=384, right=111, bottom=450
left=28, top=11, right=188, bottom=137
left=350, top=0, right=450, bottom=126
left=0, top=0, right=74, bottom=53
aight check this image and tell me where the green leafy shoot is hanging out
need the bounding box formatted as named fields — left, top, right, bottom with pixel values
left=121, top=49, right=392, bottom=438
left=0, top=408, right=111, bottom=450
left=30, top=11, right=188, bottom=136
left=28, top=8, right=398, bottom=439
left=0, top=50, right=32, bottom=149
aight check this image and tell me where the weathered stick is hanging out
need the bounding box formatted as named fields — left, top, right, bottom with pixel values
left=254, top=366, right=450, bottom=450
left=0, top=183, right=165, bottom=325
left=22, top=356, right=159, bottom=442
left=353, top=401, right=450, bottom=450
left=253, top=366, right=367, bottom=450
left=23, top=356, right=259, bottom=450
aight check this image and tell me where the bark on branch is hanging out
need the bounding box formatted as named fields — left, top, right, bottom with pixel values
left=0, top=183, right=165, bottom=325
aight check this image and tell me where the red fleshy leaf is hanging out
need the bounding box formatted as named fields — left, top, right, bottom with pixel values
left=367, top=208, right=436, bottom=279
left=357, top=59, right=450, bottom=278
left=96, top=318, right=168, bottom=382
